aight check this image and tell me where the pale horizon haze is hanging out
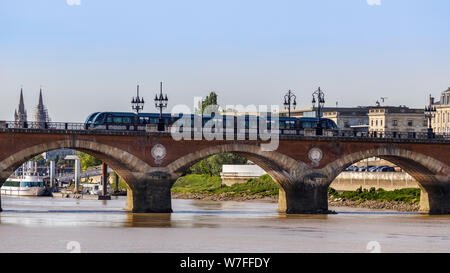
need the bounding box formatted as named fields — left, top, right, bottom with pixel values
left=1, top=0, right=449, bottom=122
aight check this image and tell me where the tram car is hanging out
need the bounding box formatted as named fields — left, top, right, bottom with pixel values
left=84, top=112, right=338, bottom=135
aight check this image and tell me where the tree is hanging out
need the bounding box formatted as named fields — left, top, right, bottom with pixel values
left=196, top=91, right=219, bottom=114
left=32, top=154, right=48, bottom=166
left=190, top=91, right=247, bottom=176
left=189, top=153, right=248, bottom=176
left=78, top=152, right=102, bottom=171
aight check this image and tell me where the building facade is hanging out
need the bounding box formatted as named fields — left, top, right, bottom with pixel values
left=368, top=106, right=427, bottom=137
left=322, top=107, right=369, bottom=130
left=432, top=87, right=450, bottom=135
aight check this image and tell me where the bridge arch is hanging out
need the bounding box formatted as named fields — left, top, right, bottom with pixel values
left=322, top=146, right=449, bottom=184
left=321, top=146, right=450, bottom=214
left=0, top=139, right=153, bottom=186
left=166, top=143, right=307, bottom=189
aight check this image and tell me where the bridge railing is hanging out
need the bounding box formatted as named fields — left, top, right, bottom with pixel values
left=0, top=121, right=87, bottom=131
left=1, top=120, right=449, bottom=141
left=326, top=129, right=450, bottom=140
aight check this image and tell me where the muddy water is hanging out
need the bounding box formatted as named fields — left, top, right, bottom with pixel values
left=0, top=196, right=449, bottom=253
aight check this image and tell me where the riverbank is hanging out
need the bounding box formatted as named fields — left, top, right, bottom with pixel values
left=171, top=174, right=421, bottom=212
left=171, top=192, right=278, bottom=203
left=171, top=192, right=420, bottom=212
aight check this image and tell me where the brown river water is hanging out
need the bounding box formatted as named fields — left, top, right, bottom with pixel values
left=0, top=196, right=449, bottom=253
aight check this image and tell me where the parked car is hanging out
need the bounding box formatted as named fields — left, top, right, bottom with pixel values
left=345, top=165, right=359, bottom=172
left=367, top=166, right=380, bottom=172
left=376, top=166, right=396, bottom=172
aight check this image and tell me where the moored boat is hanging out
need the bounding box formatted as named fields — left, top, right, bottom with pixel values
left=1, top=174, right=49, bottom=196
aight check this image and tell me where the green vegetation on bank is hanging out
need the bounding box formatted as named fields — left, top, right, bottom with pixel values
left=172, top=174, right=422, bottom=204
left=109, top=173, right=128, bottom=191
left=78, top=152, right=102, bottom=171
left=172, top=174, right=278, bottom=197
left=328, top=187, right=421, bottom=204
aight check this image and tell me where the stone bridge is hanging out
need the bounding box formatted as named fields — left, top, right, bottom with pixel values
left=0, top=128, right=449, bottom=214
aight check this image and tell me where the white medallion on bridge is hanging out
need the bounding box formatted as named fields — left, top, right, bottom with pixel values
left=151, top=144, right=167, bottom=164
left=308, top=147, right=323, bottom=165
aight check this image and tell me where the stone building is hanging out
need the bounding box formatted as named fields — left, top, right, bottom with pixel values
left=432, top=87, right=450, bottom=135
left=14, top=87, right=51, bottom=127
left=12, top=88, right=68, bottom=160
left=322, top=107, right=369, bottom=130
left=368, top=106, right=427, bottom=137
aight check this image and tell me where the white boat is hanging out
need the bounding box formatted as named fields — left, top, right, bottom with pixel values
left=1, top=161, right=49, bottom=196
left=1, top=175, right=48, bottom=196
left=81, top=183, right=112, bottom=195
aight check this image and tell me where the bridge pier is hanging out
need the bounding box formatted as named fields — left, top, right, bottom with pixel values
left=126, top=177, right=174, bottom=213
left=419, top=178, right=450, bottom=214
left=278, top=179, right=331, bottom=214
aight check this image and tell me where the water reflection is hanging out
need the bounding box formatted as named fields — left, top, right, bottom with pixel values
left=277, top=214, right=330, bottom=220
left=125, top=213, right=172, bottom=228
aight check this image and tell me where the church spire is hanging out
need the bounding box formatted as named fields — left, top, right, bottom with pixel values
left=18, top=87, right=26, bottom=113
left=33, top=86, right=50, bottom=126
left=14, top=87, right=27, bottom=124
left=38, top=87, right=44, bottom=107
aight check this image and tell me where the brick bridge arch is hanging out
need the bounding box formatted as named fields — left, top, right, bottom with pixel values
left=0, top=139, right=152, bottom=182
left=0, top=139, right=158, bottom=212
left=321, top=146, right=450, bottom=213
left=166, top=143, right=307, bottom=186
left=323, top=146, right=449, bottom=181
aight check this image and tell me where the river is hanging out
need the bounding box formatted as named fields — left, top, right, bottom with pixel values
left=0, top=196, right=449, bottom=253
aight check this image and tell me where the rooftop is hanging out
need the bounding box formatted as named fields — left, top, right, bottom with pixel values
left=369, top=106, right=424, bottom=114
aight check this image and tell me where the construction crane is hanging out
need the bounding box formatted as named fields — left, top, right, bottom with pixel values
left=376, top=97, right=388, bottom=107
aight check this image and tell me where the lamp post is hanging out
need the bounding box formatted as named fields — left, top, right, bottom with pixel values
left=312, top=87, right=326, bottom=136
left=154, top=82, right=168, bottom=131
left=283, top=90, right=297, bottom=117
left=425, top=94, right=436, bottom=139
left=131, top=85, right=144, bottom=115
left=131, top=85, right=145, bottom=127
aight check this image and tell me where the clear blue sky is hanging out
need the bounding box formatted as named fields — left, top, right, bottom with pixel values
left=1, top=0, right=449, bottom=121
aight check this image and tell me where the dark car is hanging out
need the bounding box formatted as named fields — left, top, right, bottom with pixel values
left=376, top=166, right=396, bottom=172
left=345, top=165, right=359, bottom=172
left=359, top=165, right=375, bottom=172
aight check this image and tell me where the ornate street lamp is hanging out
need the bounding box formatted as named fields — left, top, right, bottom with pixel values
left=154, top=82, right=168, bottom=131
left=425, top=94, right=436, bottom=139
left=131, top=85, right=145, bottom=115
left=312, top=87, right=326, bottom=135
left=283, top=90, right=297, bottom=117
